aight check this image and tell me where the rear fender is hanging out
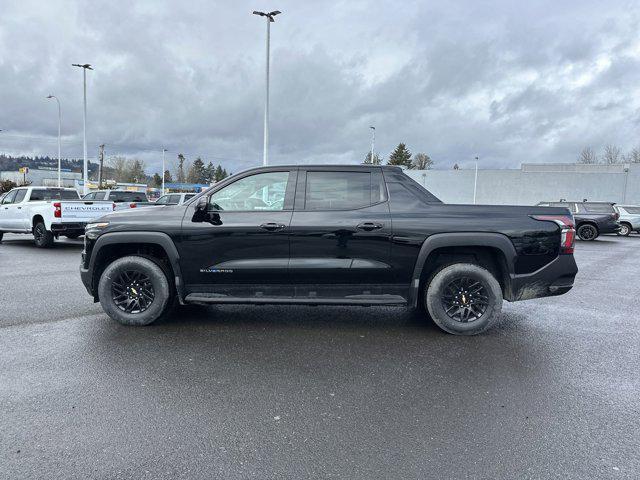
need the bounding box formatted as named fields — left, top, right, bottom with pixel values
left=408, top=232, right=517, bottom=308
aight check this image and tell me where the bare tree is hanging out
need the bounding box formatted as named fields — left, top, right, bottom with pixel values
left=626, top=147, right=640, bottom=163
left=602, top=144, right=621, bottom=164
left=578, top=147, right=597, bottom=164
left=412, top=152, right=434, bottom=170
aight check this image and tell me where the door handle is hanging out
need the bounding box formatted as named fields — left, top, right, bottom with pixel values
left=260, top=222, right=286, bottom=231
left=357, top=222, right=383, bottom=231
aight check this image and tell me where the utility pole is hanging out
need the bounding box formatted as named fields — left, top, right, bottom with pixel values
left=473, top=156, right=479, bottom=204
left=72, top=63, right=93, bottom=194
left=98, top=144, right=105, bottom=188
left=162, top=148, right=167, bottom=195
left=370, top=126, right=376, bottom=164
left=253, top=10, right=281, bottom=166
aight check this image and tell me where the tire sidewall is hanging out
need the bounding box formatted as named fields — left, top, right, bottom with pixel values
left=618, top=224, right=630, bottom=236
left=33, top=222, right=53, bottom=248
left=98, top=256, right=171, bottom=326
left=425, top=263, right=503, bottom=335
left=577, top=224, right=597, bottom=241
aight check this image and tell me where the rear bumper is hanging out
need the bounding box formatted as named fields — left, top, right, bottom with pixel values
left=51, top=222, right=86, bottom=234
left=507, top=254, right=578, bottom=301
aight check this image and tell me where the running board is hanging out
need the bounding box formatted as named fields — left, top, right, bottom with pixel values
left=184, top=293, right=407, bottom=307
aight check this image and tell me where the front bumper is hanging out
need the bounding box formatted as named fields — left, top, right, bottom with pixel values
left=507, top=254, right=578, bottom=301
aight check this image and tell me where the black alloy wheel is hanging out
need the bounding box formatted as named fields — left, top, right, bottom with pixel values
left=441, top=277, right=489, bottom=323
left=111, top=270, right=156, bottom=314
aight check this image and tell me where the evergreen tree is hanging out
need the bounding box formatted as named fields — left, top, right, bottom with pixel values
left=204, top=161, right=215, bottom=183
left=176, top=154, right=186, bottom=183
left=213, top=165, right=224, bottom=182
left=187, top=157, right=207, bottom=183
left=163, top=170, right=173, bottom=183
left=387, top=143, right=412, bottom=168
left=152, top=173, right=162, bottom=187
left=363, top=151, right=382, bottom=165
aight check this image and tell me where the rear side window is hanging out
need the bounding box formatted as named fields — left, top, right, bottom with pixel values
left=184, top=194, right=195, bottom=201
left=388, top=183, right=432, bottom=211
left=578, top=203, right=615, bottom=213
left=29, top=189, right=79, bottom=201
left=305, top=171, right=372, bottom=210
left=168, top=194, right=182, bottom=204
left=109, top=191, right=147, bottom=203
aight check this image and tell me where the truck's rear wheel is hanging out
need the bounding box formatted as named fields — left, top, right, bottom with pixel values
left=33, top=222, right=54, bottom=248
left=98, top=256, right=173, bottom=326
left=424, top=263, right=502, bottom=335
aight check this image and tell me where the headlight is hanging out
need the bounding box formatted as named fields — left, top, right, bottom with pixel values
left=86, top=222, right=109, bottom=231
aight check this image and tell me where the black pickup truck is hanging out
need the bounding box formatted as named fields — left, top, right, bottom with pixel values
left=81, top=165, right=578, bottom=335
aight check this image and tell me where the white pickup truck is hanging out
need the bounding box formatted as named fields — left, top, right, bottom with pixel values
left=0, top=187, right=114, bottom=247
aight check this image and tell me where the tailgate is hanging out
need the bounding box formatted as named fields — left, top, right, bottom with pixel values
left=59, top=201, right=113, bottom=221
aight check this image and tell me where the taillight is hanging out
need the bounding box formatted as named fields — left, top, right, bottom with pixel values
left=613, top=212, right=619, bottom=221
left=531, top=215, right=575, bottom=254
left=112, top=202, right=116, bottom=211
left=129, top=202, right=137, bottom=208
left=53, top=202, right=61, bottom=218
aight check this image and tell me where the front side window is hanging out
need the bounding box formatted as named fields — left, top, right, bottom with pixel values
left=209, top=171, right=289, bottom=211
left=155, top=195, right=170, bottom=204
left=579, top=203, right=615, bottom=214
left=305, top=171, right=372, bottom=210
left=2, top=190, right=17, bottom=204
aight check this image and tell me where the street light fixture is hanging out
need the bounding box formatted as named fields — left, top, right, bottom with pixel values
left=252, top=10, right=281, bottom=166
left=46, top=95, right=62, bottom=187
left=72, top=63, right=93, bottom=194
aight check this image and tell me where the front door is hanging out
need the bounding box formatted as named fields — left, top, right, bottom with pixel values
left=0, top=190, right=18, bottom=230
left=179, top=168, right=297, bottom=294
left=288, top=168, right=394, bottom=288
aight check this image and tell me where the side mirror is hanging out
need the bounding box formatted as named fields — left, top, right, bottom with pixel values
left=191, top=196, right=222, bottom=225
left=194, top=196, right=208, bottom=212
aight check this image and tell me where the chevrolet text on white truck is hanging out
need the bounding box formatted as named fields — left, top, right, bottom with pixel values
left=0, top=187, right=114, bottom=247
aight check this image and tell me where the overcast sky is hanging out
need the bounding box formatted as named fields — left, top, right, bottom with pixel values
left=1, top=0, right=639, bottom=173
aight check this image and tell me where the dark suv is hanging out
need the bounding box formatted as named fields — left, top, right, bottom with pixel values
left=537, top=201, right=620, bottom=241
left=81, top=165, right=578, bottom=335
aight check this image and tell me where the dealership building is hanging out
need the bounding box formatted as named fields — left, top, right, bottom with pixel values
left=406, top=163, right=640, bottom=205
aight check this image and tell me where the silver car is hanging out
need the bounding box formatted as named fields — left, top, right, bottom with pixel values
left=614, top=205, right=640, bottom=236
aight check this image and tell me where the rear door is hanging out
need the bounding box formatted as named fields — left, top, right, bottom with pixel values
left=288, top=167, right=393, bottom=286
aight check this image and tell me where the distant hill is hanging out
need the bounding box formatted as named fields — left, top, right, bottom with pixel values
left=0, top=154, right=100, bottom=176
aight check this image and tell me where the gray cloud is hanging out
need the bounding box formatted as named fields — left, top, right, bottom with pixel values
left=0, top=0, right=638, bottom=173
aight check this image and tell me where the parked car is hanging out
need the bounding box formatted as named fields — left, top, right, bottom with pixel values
left=0, top=187, right=114, bottom=247
left=81, top=165, right=578, bottom=336
left=537, top=201, right=620, bottom=241
left=83, top=190, right=152, bottom=210
left=153, top=193, right=196, bottom=205
left=614, top=205, right=640, bottom=236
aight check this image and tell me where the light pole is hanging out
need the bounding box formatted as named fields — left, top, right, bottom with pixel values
left=473, top=155, right=479, bottom=204
left=46, top=95, right=62, bottom=187
left=161, top=148, right=167, bottom=195
left=72, top=63, right=93, bottom=194
left=370, top=126, right=375, bottom=164
left=252, top=10, right=281, bottom=166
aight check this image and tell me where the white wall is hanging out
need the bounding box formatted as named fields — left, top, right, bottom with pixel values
left=405, top=163, right=640, bottom=206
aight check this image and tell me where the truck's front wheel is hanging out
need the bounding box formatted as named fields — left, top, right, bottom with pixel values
left=98, top=256, right=173, bottom=326
left=424, top=263, right=503, bottom=335
left=33, top=222, right=54, bottom=248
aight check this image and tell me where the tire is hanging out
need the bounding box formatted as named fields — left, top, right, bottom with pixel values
left=65, top=233, right=81, bottom=239
left=98, top=255, right=173, bottom=326
left=577, top=224, right=598, bottom=241
left=424, top=263, right=503, bottom=336
left=33, top=222, right=54, bottom=248
left=617, top=223, right=631, bottom=237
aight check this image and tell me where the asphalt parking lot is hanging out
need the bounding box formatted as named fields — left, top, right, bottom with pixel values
left=1, top=233, right=639, bottom=479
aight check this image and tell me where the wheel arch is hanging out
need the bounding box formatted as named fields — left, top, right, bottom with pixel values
left=409, top=233, right=516, bottom=308
left=88, top=232, right=184, bottom=303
